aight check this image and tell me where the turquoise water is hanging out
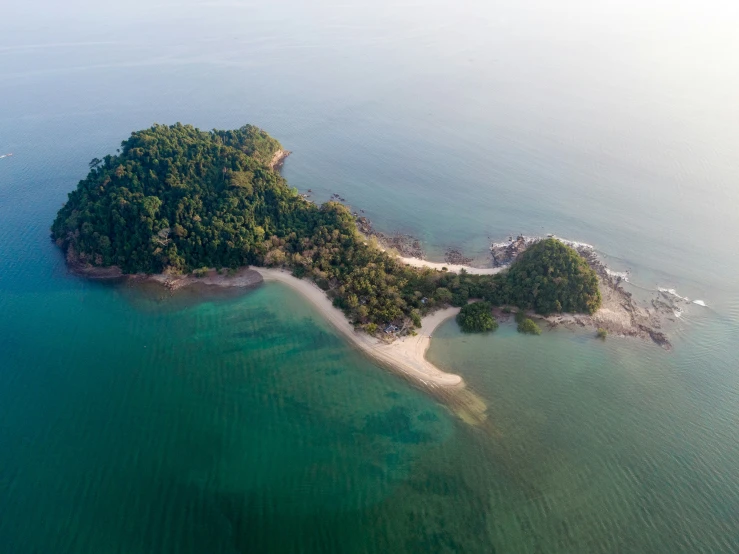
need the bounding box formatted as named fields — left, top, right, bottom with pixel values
left=2, top=1, right=739, bottom=552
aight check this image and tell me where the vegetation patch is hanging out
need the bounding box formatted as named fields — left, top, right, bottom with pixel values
left=517, top=317, right=542, bottom=335
left=504, top=238, right=601, bottom=315
left=456, top=302, right=498, bottom=333
left=514, top=310, right=542, bottom=335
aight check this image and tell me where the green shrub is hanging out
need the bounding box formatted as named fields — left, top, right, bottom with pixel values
left=411, top=310, right=422, bottom=328
left=596, top=328, right=608, bottom=339
left=517, top=317, right=542, bottom=335
left=456, top=301, right=498, bottom=333
left=193, top=266, right=209, bottom=278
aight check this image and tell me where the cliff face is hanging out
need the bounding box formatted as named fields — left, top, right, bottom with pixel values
left=269, top=149, right=290, bottom=171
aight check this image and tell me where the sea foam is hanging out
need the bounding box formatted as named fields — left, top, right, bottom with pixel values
left=606, top=269, right=630, bottom=282
left=658, top=287, right=691, bottom=302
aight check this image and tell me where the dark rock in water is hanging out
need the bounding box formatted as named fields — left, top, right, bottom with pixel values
left=445, top=248, right=473, bottom=265
left=490, top=235, right=535, bottom=267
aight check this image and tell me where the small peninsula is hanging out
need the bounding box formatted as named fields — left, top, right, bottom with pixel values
left=51, top=123, right=631, bottom=406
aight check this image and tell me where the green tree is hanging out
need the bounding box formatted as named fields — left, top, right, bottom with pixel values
left=517, top=318, right=542, bottom=335
left=456, top=301, right=498, bottom=333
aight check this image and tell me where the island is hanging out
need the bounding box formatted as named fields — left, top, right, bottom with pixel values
left=51, top=123, right=660, bottom=422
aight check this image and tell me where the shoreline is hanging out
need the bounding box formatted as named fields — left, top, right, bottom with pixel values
left=64, top=236, right=671, bottom=425
left=255, top=268, right=465, bottom=388
left=128, top=265, right=490, bottom=425
left=269, top=149, right=290, bottom=171
left=398, top=256, right=503, bottom=275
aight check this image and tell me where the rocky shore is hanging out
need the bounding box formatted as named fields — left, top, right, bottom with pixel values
left=354, top=215, right=425, bottom=258
left=65, top=247, right=264, bottom=291
left=489, top=235, right=673, bottom=349
left=269, top=149, right=291, bottom=171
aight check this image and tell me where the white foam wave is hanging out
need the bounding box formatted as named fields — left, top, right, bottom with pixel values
left=693, top=300, right=707, bottom=307
left=606, top=269, right=629, bottom=282
left=658, top=287, right=691, bottom=302
left=492, top=235, right=594, bottom=250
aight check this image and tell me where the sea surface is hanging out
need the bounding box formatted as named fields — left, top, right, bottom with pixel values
left=2, top=1, right=739, bottom=552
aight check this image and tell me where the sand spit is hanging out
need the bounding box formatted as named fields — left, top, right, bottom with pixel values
left=254, top=268, right=488, bottom=424
left=109, top=263, right=487, bottom=424
left=255, top=268, right=464, bottom=387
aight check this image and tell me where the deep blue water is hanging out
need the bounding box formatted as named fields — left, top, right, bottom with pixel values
left=2, top=1, right=739, bottom=552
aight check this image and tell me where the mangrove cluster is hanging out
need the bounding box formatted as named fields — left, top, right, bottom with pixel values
left=457, top=302, right=498, bottom=333
left=52, top=123, right=602, bottom=333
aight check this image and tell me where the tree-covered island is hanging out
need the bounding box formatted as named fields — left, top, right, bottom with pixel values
left=52, top=123, right=601, bottom=334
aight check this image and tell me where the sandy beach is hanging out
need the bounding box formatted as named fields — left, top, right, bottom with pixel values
left=254, top=268, right=464, bottom=387
left=399, top=256, right=503, bottom=275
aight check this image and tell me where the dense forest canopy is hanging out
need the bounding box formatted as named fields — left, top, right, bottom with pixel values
left=53, top=123, right=601, bottom=333
left=504, top=238, right=602, bottom=315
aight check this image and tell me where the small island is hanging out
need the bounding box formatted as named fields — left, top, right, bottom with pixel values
left=51, top=123, right=654, bottom=417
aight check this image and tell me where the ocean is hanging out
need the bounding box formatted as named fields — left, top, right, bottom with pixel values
left=1, top=0, right=739, bottom=552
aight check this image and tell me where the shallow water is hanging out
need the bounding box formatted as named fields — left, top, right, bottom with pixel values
left=1, top=0, right=739, bottom=552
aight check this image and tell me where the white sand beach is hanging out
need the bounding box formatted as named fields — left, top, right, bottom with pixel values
left=399, top=256, right=503, bottom=275
left=254, top=268, right=464, bottom=387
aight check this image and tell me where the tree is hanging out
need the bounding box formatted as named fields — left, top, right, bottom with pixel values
left=434, top=287, right=453, bottom=304
left=411, top=310, right=422, bottom=328
left=456, top=301, right=498, bottom=333
left=505, top=238, right=601, bottom=315
left=517, top=318, right=542, bottom=335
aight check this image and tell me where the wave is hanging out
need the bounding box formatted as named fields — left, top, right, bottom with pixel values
left=658, top=287, right=690, bottom=302
left=658, top=287, right=708, bottom=308
left=491, top=234, right=594, bottom=250
left=606, top=269, right=630, bottom=282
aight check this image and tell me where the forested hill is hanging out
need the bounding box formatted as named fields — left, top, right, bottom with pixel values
left=53, top=123, right=303, bottom=273
left=52, top=123, right=601, bottom=332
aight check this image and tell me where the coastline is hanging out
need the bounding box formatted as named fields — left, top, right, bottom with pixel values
left=254, top=268, right=465, bottom=388
left=128, top=265, right=490, bottom=425
left=269, top=149, right=290, bottom=171
left=64, top=239, right=669, bottom=426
